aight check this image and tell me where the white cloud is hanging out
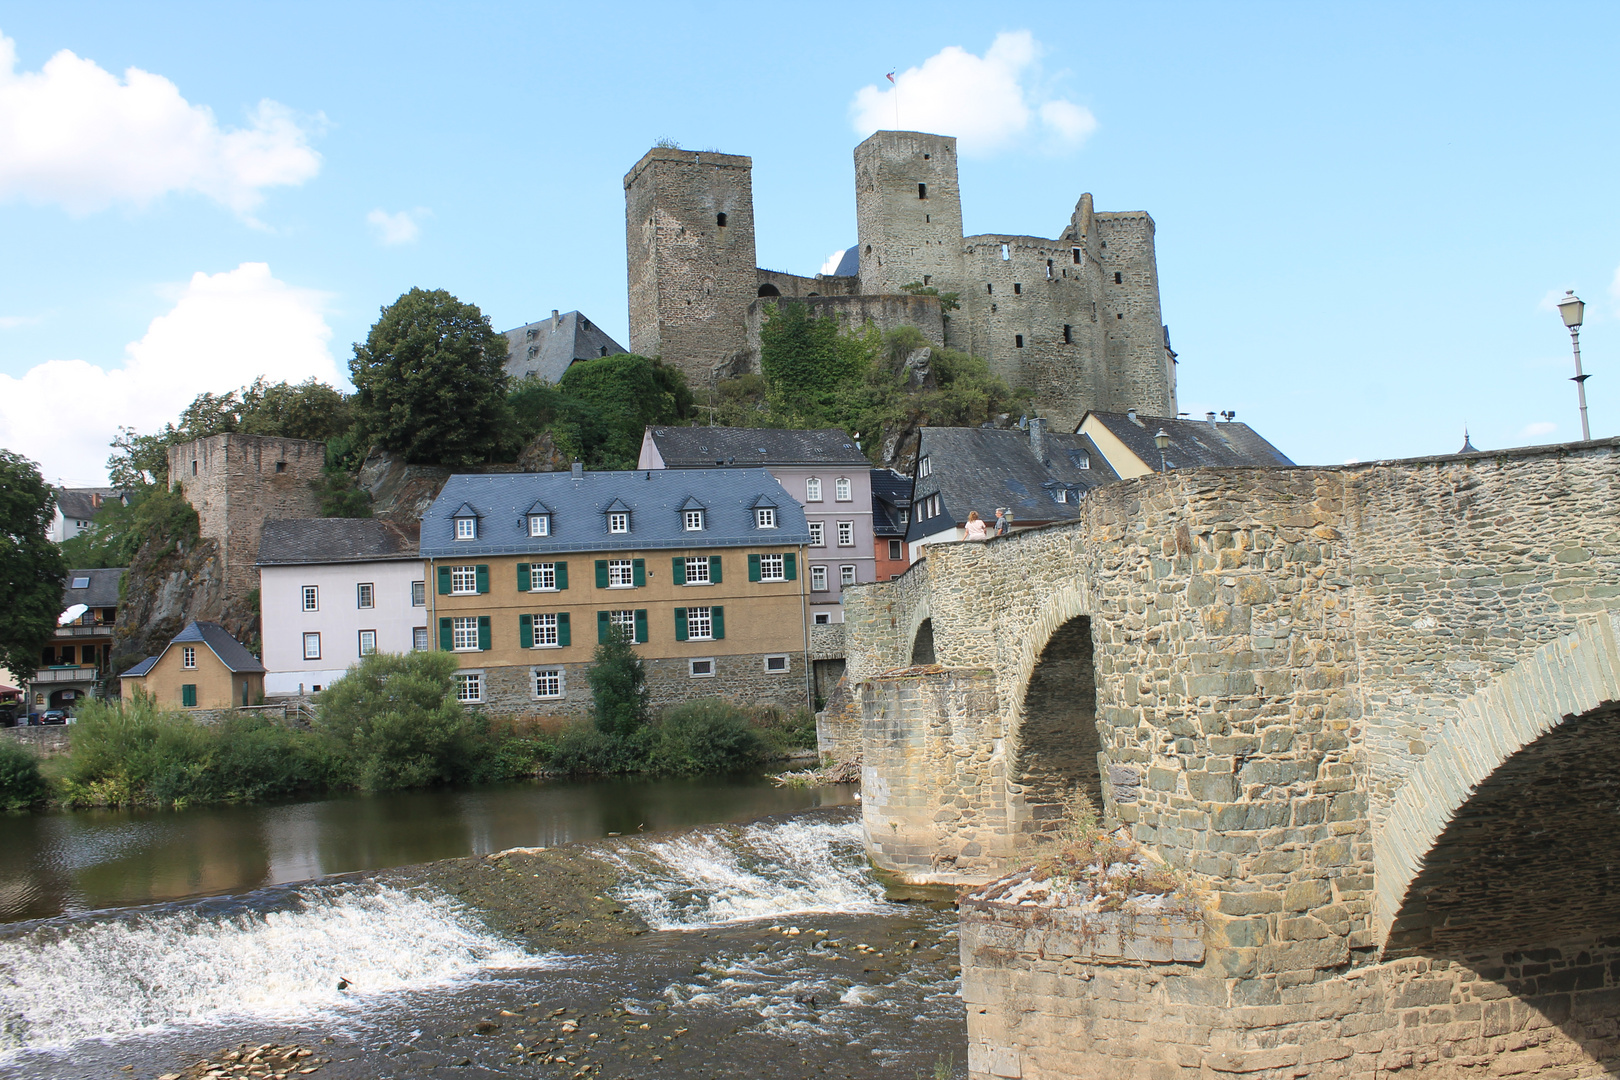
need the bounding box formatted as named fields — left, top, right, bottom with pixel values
left=0, top=312, right=44, bottom=329
left=819, top=247, right=850, bottom=275
left=850, top=32, right=1097, bottom=157
left=0, top=31, right=320, bottom=215
left=367, top=207, right=430, bottom=246
left=0, top=263, right=340, bottom=485
left=1520, top=421, right=1557, bottom=440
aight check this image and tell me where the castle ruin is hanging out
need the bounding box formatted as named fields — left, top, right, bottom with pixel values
left=625, top=130, right=1178, bottom=429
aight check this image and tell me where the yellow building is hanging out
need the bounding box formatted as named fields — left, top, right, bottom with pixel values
left=421, top=466, right=812, bottom=714
left=119, top=621, right=265, bottom=712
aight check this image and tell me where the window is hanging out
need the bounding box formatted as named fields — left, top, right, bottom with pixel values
left=917, top=456, right=932, bottom=479
left=359, top=630, right=377, bottom=656
left=684, top=509, right=704, bottom=531
left=755, top=507, right=777, bottom=529
left=764, top=655, right=789, bottom=674
left=808, top=521, right=824, bottom=547
left=837, top=521, right=854, bottom=546
left=835, top=477, right=852, bottom=501
left=1013, top=283, right=1022, bottom=295
left=181, top=684, right=197, bottom=708
left=684, top=556, right=710, bottom=584
left=1015, top=334, right=1024, bottom=348
left=1000, top=243, right=1010, bottom=260
left=1071, top=449, right=1091, bottom=470
left=805, top=477, right=822, bottom=501
left=1046, top=259, right=1054, bottom=280
left=607, top=511, right=629, bottom=534
left=411, top=581, right=425, bottom=607
left=814, top=611, right=832, bottom=625
left=531, top=613, right=559, bottom=647
left=534, top=668, right=564, bottom=698
left=70, top=576, right=90, bottom=589
left=302, top=585, right=318, bottom=611
left=303, top=633, right=321, bottom=660
left=1114, top=271, right=1123, bottom=284
left=918, top=182, right=927, bottom=199
left=528, top=514, right=550, bottom=537
left=530, top=563, right=557, bottom=591
left=607, top=559, right=635, bottom=587
left=686, top=606, right=714, bottom=640
left=192, top=460, right=198, bottom=475
left=758, top=554, right=786, bottom=581
left=456, top=672, right=483, bottom=703
left=889, top=539, right=903, bottom=560
left=1063, top=324, right=1073, bottom=345
left=1054, top=488, right=1068, bottom=504
left=811, top=565, right=828, bottom=591
left=413, top=627, right=429, bottom=651
left=609, top=609, right=639, bottom=643
left=455, top=517, right=477, bottom=540
left=689, top=658, right=715, bottom=678
left=182, top=647, right=196, bottom=669
left=451, top=566, right=478, bottom=595
left=986, top=283, right=993, bottom=294
left=357, top=583, right=374, bottom=609
left=841, top=565, right=857, bottom=587
left=1073, top=247, right=1082, bottom=264
left=452, top=616, right=480, bottom=651
left=716, top=212, right=728, bottom=227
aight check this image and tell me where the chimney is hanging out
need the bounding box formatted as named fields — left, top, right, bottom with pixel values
left=1206, top=411, right=1217, bottom=426
left=571, top=460, right=583, bottom=480
left=1126, top=408, right=1138, bottom=424
left=1028, top=417, right=1048, bottom=465
left=551, top=309, right=561, bottom=328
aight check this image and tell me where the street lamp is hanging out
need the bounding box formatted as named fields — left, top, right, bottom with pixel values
left=1154, top=428, right=1170, bottom=471
left=1557, top=290, right=1591, bottom=441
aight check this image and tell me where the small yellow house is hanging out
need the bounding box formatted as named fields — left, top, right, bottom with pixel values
left=120, top=621, right=265, bottom=710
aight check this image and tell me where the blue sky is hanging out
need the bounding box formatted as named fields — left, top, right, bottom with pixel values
left=1, top=2, right=1616, bottom=484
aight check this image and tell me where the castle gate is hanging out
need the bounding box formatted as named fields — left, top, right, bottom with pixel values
left=841, top=439, right=1620, bottom=1078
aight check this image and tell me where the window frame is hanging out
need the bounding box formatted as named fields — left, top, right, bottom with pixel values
left=835, top=477, right=852, bottom=502
left=758, top=553, right=786, bottom=582
left=531, top=612, right=560, bottom=647
left=533, top=667, right=564, bottom=699
left=755, top=507, right=777, bottom=529
left=455, top=671, right=483, bottom=703
left=528, top=514, right=550, bottom=537
left=810, top=564, right=829, bottom=592
left=411, top=581, right=426, bottom=607
left=303, top=632, right=321, bottom=660
left=450, top=565, right=478, bottom=595
left=451, top=616, right=480, bottom=651
left=686, top=605, right=714, bottom=641
left=805, top=477, right=822, bottom=502
left=455, top=516, right=477, bottom=540
left=683, top=509, right=704, bottom=531
left=529, top=562, right=558, bottom=591
left=841, top=564, right=857, bottom=587
left=182, top=646, right=196, bottom=669
left=917, top=456, right=932, bottom=479
left=357, top=582, right=375, bottom=609
left=607, top=559, right=635, bottom=588
left=813, top=611, right=832, bottom=625
left=689, top=658, right=716, bottom=678
left=837, top=521, right=854, bottom=547
left=888, top=539, right=903, bottom=560
left=683, top=556, right=711, bottom=585
left=808, top=521, right=824, bottom=547
left=607, top=511, right=629, bottom=534
left=609, top=609, right=639, bottom=644
left=301, top=585, right=318, bottom=612
left=358, top=629, right=377, bottom=656
left=412, top=627, right=429, bottom=651
left=763, top=654, right=790, bottom=674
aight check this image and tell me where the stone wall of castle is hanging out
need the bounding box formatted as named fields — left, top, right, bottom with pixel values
left=854, top=131, right=966, bottom=298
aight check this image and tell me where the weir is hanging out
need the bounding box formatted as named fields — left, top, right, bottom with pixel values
left=843, top=438, right=1620, bottom=1078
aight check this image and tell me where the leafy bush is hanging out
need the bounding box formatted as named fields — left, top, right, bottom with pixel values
left=647, top=699, right=764, bottom=776
left=314, top=650, right=475, bottom=791
left=748, top=705, right=818, bottom=756
left=546, top=722, right=643, bottom=776
left=589, top=630, right=649, bottom=740
left=0, top=740, right=48, bottom=811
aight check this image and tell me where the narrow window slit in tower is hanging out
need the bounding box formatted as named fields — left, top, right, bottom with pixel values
left=1046, top=259, right=1053, bottom=279
left=1015, top=335, right=1024, bottom=348
left=1072, top=248, right=1082, bottom=264
left=1114, top=271, right=1122, bottom=284
left=1013, top=283, right=1022, bottom=295
left=716, top=213, right=727, bottom=227
left=986, top=284, right=993, bottom=294
left=918, top=183, right=927, bottom=199
left=1000, top=243, right=1010, bottom=260
left=1063, top=325, right=1073, bottom=344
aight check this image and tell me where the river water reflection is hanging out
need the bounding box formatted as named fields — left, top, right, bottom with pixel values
left=0, top=776, right=855, bottom=924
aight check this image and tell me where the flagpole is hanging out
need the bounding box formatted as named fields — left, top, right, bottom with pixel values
left=888, top=70, right=898, bottom=130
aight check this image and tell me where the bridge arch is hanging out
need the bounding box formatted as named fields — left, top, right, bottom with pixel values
left=903, top=599, right=932, bottom=667
left=1376, top=614, right=1620, bottom=956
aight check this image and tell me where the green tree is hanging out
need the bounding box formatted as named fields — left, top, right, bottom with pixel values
left=238, top=378, right=354, bottom=443
left=349, top=288, right=512, bottom=466
left=314, top=650, right=474, bottom=791
left=550, top=354, right=693, bottom=468
left=0, top=451, right=68, bottom=682
left=0, top=739, right=48, bottom=810
left=589, top=628, right=648, bottom=741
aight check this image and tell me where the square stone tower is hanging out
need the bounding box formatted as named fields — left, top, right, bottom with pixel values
left=854, top=131, right=966, bottom=300
left=624, top=147, right=758, bottom=384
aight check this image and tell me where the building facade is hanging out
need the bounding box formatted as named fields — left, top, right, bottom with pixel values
left=120, top=621, right=265, bottom=711
left=420, top=465, right=812, bottom=716
left=638, top=427, right=875, bottom=625
left=49, top=488, right=128, bottom=544
left=257, top=519, right=426, bottom=696
left=871, top=468, right=913, bottom=581
left=28, top=568, right=124, bottom=715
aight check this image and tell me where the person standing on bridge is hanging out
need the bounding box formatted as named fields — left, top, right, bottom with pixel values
left=964, top=510, right=990, bottom=540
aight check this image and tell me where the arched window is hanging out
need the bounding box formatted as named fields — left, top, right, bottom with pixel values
left=835, top=477, right=852, bottom=502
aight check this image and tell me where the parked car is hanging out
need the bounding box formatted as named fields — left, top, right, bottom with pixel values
left=39, top=710, right=67, bottom=725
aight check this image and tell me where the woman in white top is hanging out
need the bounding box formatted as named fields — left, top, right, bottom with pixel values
left=963, top=510, right=990, bottom=540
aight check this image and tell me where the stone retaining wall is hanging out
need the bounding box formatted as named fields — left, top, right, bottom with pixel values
left=1, top=726, right=71, bottom=757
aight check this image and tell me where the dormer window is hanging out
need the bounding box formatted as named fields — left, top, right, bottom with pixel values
left=608, top=511, right=629, bottom=534
left=917, top=456, right=932, bottom=479
left=455, top=517, right=477, bottom=540
left=529, top=514, right=550, bottom=537
left=756, top=507, right=777, bottom=529
left=684, top=509, right=704, bottom=531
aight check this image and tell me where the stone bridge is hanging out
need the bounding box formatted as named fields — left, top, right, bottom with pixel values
left=839, top=439, right=1620, bottom=1079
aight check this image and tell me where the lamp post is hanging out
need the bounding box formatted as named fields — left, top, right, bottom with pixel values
left=1557, top=290, right=1591, bottom=441
left=1155, top=428, right=1170, bottom=471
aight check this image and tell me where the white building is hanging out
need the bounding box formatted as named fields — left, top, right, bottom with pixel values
left=50, top=488, right=129, bottom=543
left=257, top=519, right=426, bottom=696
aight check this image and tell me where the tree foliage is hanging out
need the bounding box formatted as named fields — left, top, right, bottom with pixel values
left=0, top=451, right=68, bottom=682
left=314, top=650, right=476, bottom=791
left=588, top=628, right=649, bottom=740
left=349, top=288, right=512, bottom=466
left=542, top=354, right=693, bottom=468
left=757, top=301, right=870, bottom=425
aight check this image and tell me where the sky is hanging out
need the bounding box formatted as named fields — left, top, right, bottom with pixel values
left=1, top=1, right=1617, bottom=485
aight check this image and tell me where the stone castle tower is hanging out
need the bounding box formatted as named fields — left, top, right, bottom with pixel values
left=625, top=131, right=1177, bottom=430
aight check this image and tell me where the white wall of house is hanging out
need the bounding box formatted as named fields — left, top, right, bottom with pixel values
left=260, top=559, right=428, bottom=695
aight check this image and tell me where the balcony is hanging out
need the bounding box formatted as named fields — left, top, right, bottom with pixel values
left=31, top=666, right=103, bottom=685
left=53, top=624, right=114, bottom=639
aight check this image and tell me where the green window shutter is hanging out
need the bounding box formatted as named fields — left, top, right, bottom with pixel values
left=634, top=609, right=648, bottom=644
left=556, top=562, right=569, bottom=590
left=477, top=615, right=491, bottom=651
left=558, top=612, right=571, bottom=647
left=748, top=554, right=761, bottom=582
left=712, top=606, right=725, bottom=640
left=710, top=555, right=722, bottom=583
left=519, top=613, right=533, bottom=649
left=784, top=553, right=797, bottom=581
left=675, top=607, right=688, bottom=641
left=597, top=610, right=609, bottom=644
left=517, top=563, right=530, bottom=592
left=633, top=558, right=646, bottom=587
left=475, top=565, right=490, bottom=594
left=439, top=617, right=452, bottom=651
left=672, top=557, right=686, bottom=586
left=595, top=560, right=609, bottom=588
left=437, top=566, right=451, bottom=594
left=181, top=684, right=196, bottom=707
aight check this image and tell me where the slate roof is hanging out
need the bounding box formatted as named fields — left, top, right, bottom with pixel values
left=503, top=311, right=627, bottom=383
left=871, top=468, right=912, bottom=537
left=55, top=487, right=128, bottom=523
left=906, top=427, right=1120, bottom=543
left=119, top=656, right=158, bottom=678
left=121, top=620, right=265, bottom=677
left=257, top=519, right=420, bottom=566
left=63, top=567, right=124, bottom=608
left=1084, top=411, right=1294, bottom=471
left=420, top=468, right=811, bottom=557
left=646, top=426, right=870, bottom=468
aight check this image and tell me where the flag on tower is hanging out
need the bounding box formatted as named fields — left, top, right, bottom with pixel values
left=886, top=71, right=895, bottom=83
